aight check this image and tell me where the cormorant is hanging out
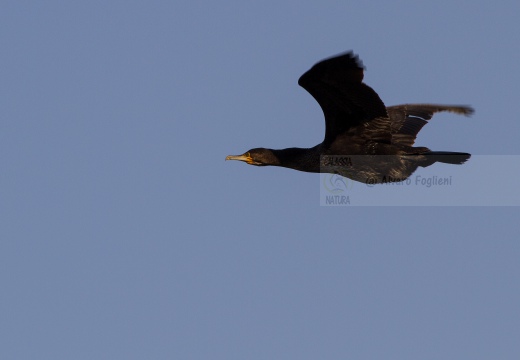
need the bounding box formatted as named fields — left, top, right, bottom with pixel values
left=226, top=51, right=473, bottom=184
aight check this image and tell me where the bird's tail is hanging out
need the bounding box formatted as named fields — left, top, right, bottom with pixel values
left=421, top=151, right=471, bottom=165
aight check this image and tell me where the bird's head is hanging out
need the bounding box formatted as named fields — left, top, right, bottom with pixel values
left=225, top=148, right=280, bottom=166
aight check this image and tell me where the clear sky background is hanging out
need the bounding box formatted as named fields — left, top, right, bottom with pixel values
left=2, top=1, right=519, bottom=359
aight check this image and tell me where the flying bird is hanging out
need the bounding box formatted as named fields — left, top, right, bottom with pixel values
left=226, top=51, right=473, bottom=184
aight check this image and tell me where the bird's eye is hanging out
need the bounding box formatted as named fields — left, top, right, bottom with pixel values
left=246, top=152, right=251, bottom=157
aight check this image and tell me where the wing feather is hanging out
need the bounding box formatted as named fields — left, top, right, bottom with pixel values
left=298, top=52, right=388, bottom=145
left=386, top=104, right=473, bottom=146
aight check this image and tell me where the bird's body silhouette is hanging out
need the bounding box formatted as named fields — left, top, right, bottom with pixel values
left=226, top=51, right=472, bottom=184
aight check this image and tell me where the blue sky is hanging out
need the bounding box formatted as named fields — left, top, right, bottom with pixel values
left=1, top=1, right=519, bottom=359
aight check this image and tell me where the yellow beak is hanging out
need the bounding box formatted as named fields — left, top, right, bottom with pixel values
left=225, top=153, right=254, bottom=164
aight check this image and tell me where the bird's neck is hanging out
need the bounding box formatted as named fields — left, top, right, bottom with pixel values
left=271, top=146, right=321, bottom=173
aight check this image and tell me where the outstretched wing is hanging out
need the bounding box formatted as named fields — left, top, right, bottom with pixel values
left=386, top=104, right=474, bottom=146
left=298, top=52, right=388, bottom=145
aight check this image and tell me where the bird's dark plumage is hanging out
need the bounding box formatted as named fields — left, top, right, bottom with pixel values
left=226, top=51, right=473, bottom=184
left=298, top=52, right=388, bottom=145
